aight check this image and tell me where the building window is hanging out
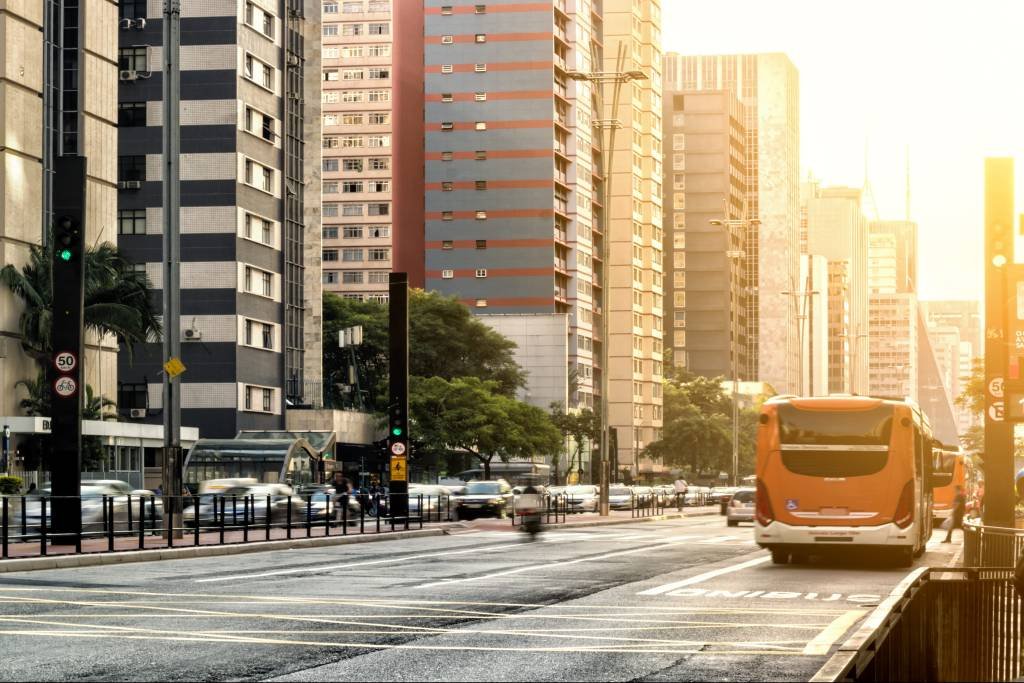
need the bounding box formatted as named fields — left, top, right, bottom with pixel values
left=117, top=209, right=146, bottom=235
left=369, top=158, right=390, bottom=170
left=441, top=93, right=453, bottom=102
left=343, top=226, right=364, bottom=239
left=342, top=203, right=364, bottom=216
left=474, top=63, right=487, bottom=72
left=342, top=248, right=364, bottom=262
left=323, top=159, right=339, bottom=172
left=475, top=211, right=487, bottom=220
left=323, top=271, right=339, bottom=284
left=475, top=269, right=487, bottom=278
left=368, top=225, right=390, bottom=238
left=475, top=122, right=486, bottom=130
left=367, top=89, right=390, bottom=102
left=368, top=247, right=390, bottom=261
left=475, top=150, right=487, bottom=160
left=368, top=203, right=389, bottom=216
left=118, top=46, right=148, bottom=72
left=474, top=4, right=486, bottom=14
left=368, top=23, right=389, bottom=35
left=475, top=34, right=486, bottom=42
left=323, top=226, right=339, bottom=240
left=323, top=2, right=339, bottom=13
left=342, top=271, right=364, bottom=284
left=441, top=35, right=453, bottom=44
left=244, top=319, right=274, bottom=350
left=367, top=135, right=390, bottom=147
left=475, top=181, right=487, bottom=190
left=341, top=23, right=363, bottom=36
left=323, top=249, right=339, bottom=262
left=342, top=158, right=363, bottom=172
left=244, top=213, right=274, bottom=245
left=368, top=67, right=389, bottom=79
left=119, top=0, right=147, bottom=20
left=441, top=182, right=454, bottom=192
left=441, top=121, right=454, bottom=131
left=244, top=53, right=275, bottom=90
left=118, top=155, right=146, bottom=182
left=475, top=92, right=487, bottom=101
left=441, top=269, right=454, bottom=279
left=441, top=5, right=452, bottom=14
left=323, top=203, right=339, bottom=217
left=441, top=151, right=454, bottom=161
left=369, top=180, right=389, bottom=192
left=342, top=180, right=364, bottom=193
left=118, top=102, right=146, bottom=127
left=323, top=181, right=338, bottom=194
left=244, top=2, right=275, bottom=39
left=441, top=64, right=454, bottom=74
left=476, top=240, right=487, bottom=249
left=244, top=159, right=274, bottom=193
left=442, top=240, right=453, bottom=250
left=323, top=24, right=338, bottom=36
left=244, top=266, right=274, bottom=298
left=441, top=211, right=454, bottom=221
left=368, top=112, right=389, bottom=124
left=475, top=299, right=488, bottom=307
left=244, top=106, right=276, bottom=142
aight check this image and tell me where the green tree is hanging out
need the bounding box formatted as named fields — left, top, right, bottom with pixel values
left=0, top=242, right=161, bottom=364
left=955, top=357, right=985, bottom=421
left=549, top=405, right=601, bottom=485
left=410, top=376, right=561, bottom=479
left=323, top=290, right=527, bottom=409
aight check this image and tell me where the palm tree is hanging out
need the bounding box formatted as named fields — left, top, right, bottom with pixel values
left=0, top=241, right=160, bottom=364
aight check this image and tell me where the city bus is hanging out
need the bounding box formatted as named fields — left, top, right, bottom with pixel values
left=932, top=448, right=971, bottom=521
left=754, top=395, right=952, bottom=567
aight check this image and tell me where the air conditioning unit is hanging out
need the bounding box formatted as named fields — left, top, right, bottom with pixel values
left=118, top=18, right=133, bottom=29
left=119, top=70, right=138, bottom=81
left=183, top=328, right=202, bottom=341
left=133, top=18, right=146, bottom=29
left=119, top=180, right=142, bottom=190
left=129, top=408, right=146, bottom=419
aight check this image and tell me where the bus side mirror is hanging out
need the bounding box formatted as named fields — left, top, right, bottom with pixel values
left=929, top=472, right=953, bottom=489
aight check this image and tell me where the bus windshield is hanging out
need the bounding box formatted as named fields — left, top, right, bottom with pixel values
left=778, top=404, right=893, bottom=446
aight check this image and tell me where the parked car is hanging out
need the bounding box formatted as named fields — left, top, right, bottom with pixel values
left=20, top=480, right=162, bottom=535
left=563, top=485, right=599, bottom=513
left=455, top=480, right=514, bottom=519
left=685, top=486, right=712, bottom=506
left=709, top=487, right=739, bottom=504
left=408, top=484, right=450, bottom=517
left=726, top=487, right=756, bottom=526
left=608, top=485, right=634, bottom=510
left=653, top=484, right=677, bottom=506
left=183, top=484, right=329, bottom=527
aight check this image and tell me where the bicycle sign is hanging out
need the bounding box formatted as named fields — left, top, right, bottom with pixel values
left=53, top=376, right=78, bottom=398
left=54, top=351, right=77, bottom=374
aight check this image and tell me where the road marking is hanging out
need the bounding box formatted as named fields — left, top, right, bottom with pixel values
left=636, top=555, right=772, bottom=595
left=802, top=609, right=867, bottom=655
left=413, top=538, right=701, bottom=589
left=696, top=535, right=746, bottom=544
left=194, top=542, right=523, bottom=583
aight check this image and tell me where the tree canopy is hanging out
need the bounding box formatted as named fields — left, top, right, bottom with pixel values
left=323, top=289, right=527, bottom=409
left=410, top=376, right=561, bottom=479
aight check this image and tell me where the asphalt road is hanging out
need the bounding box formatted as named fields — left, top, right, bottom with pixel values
left=0, top=516, right=960, bottom=682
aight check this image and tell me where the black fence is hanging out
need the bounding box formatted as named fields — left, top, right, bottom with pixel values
left=963, top=519, right=1024, bottom=569
left=814, top=566, right=1024, bottom=682
left=0, top=493, right=456, bottom=559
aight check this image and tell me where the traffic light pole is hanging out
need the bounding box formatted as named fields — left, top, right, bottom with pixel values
left=49, top=156, right=86, bottom=540
left=388, top=273, right=409, bottom=520
left=161, top=0, right=183, bottom=537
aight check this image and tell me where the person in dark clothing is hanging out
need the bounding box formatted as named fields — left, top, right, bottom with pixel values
left=942, top=485, right=966, bottom=543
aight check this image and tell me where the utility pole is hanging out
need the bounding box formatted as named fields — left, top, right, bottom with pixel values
left=161, top=0, right=183, bottom=537
left=388, top=274, right=410, bottom=521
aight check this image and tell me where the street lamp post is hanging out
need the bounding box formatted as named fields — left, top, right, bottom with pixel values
left=567, top=50, right=647, bottom=516
left=839, top=327, right=869, bottom=394
left=781, top=289, right=821, bottom=396
left=710, top=215, right=757, bottom=487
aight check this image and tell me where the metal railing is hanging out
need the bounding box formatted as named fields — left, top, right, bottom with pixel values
left=511, top=494, right=568, bottom=526
left=0, top=493, right=456, bottom=559
left=813, top=566, right=1024, bottom=682
left=963, top=518, right=1024, bottom=569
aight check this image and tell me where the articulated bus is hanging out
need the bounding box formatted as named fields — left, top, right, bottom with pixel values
left=754, top=395, right=952, bottom=567
left=932, top=449, right=972, bottom=521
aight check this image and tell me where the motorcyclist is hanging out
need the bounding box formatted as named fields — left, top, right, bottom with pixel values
left=518, top=482, right=543, bottom=540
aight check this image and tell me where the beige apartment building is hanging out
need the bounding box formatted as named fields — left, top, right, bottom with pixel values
left=603, top=0, right=665, bottom=479
left=0, top=1, right=119, bottom=419
left=321, top=0, right=393, bottom=302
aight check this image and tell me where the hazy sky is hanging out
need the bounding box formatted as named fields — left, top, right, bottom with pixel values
left=663, top=0, right=1024, bottom=303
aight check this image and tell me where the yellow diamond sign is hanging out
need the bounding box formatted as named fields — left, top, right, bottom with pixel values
left=163, top=357, right=187, bottom=378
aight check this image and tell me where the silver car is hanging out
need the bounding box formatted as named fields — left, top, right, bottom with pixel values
left=726, top=487, right=756, bottom=526
left=563, top=485, right=599, bottom=513
left=608, top=485, right=633, bottom=510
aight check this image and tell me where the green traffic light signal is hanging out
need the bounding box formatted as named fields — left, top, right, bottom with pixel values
left=392, top=426, right=403, bottom=437
left=59, top=248, right=73, bottom=262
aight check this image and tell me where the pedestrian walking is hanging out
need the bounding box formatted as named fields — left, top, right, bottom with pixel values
left=942, top=485, right=966, bottom=543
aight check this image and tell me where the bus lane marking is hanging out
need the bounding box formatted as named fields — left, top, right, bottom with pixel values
left=801, top=608, right=868, bottom=655
left=636, top=555, right=771, bottom=595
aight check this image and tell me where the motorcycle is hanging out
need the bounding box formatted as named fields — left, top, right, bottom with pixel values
left=516, top=492, right=543, bottom=541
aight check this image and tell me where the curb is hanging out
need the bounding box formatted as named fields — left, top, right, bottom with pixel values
left=0, top=527, right=449, bottom=574
left=496, top=507, right=721, bottom=532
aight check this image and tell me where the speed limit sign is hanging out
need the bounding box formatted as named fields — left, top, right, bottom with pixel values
left=54, top=351, right=77, bottom=374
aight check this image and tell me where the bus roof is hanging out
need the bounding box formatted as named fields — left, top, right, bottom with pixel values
left=763, top=395, right=931, bottom=430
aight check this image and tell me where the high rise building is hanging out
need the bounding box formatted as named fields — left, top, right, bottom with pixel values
left=1, top=1, right=119, bottom=417
left=661, top=89, right=748, bottom=381
left=921, top=299, right=981, bottom=434
left=663, top=52, right=800, bottom=393
left=869, top=220, right=918, bottom=294
left=867, top=220, right=919, bottom=400
left=603, top=0, right=665, bottom=478
left=115, top=0, right=323, bottom=438
left=321, top=0, right=393, bottom=301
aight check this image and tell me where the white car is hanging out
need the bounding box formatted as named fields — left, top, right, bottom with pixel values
left=726, top=487, right=756, bottom=526
left=563, top=485, right=599, bottom=513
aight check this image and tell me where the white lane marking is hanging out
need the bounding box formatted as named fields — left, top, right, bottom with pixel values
left=195, top=543, right=524, bottom=583
left=636, top=555, right=772, bottom=596
left=414, top=539, right=701, bottom=589
left=802, top=609, right=867, bottom=655
left=696, top=535, right=745, bottom=544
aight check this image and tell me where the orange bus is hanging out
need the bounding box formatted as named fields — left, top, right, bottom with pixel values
left=932, top=449, right=966, bottom=521
left=754, top=395, right=951, bottom=567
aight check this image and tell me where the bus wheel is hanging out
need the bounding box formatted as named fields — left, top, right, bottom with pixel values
left=913, top=542, right=925, bottom=558
left=770, top=549, right=789, bottom=565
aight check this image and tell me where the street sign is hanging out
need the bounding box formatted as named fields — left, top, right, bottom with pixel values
left=54, top=351, right=77, bottom=374
left=390, top=455, right=407, bottom=481
left=163, top=357, right=186, bottom=378
left=990, top=401, right=1005, bottom=422
left=53, top=376, right=77, bottom=398
left=390, top=442, right=406, bottom=455
left=990, top=377, right=1005, bottom=399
